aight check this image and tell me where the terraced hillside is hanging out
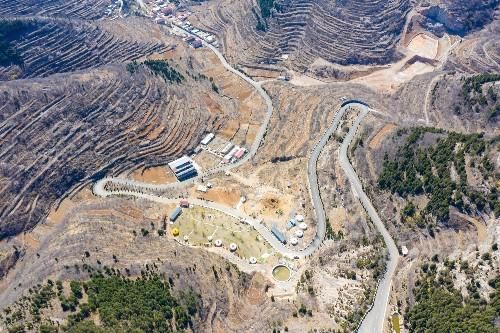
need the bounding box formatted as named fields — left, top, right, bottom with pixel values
left=445, top=19, right=500, bottom=73
left=190, top=0, right=411, bottom=68
left=0, top=64, right=229, bottom=239
left=0, top=0, right=110, bottom=20
left=0, top=18, right=169, bottom=80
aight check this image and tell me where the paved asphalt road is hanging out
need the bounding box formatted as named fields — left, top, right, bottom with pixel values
left=306, top=102, right=368, bottom=255
left=93, top=27, right=398, bottom=332
left=94, top=101, right=366, bottom=259
left=93, top=103, right=386, bottom=261
left=339, top=108, right=400, bottom=333
left=93, top=26, right=273, bottom=193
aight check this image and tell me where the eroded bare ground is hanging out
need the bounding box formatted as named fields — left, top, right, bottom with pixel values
left=0, top=10, right=269, bottom=239
left=1, top=111, right=389, bottom=333
left=0, top=62, right=227, bottom=239
left=1, top=0, right=500, bottom=332
left=0, top=6, right=285, bottom=330
left=2, top=55, right=499, bottom=332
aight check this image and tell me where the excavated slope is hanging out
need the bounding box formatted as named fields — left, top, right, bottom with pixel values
left=420, top=0, right=499, bottom=36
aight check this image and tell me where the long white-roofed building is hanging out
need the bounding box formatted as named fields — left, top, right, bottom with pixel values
left=168, top=155, right=198, bottom=181
left=201, top=133, right=215, bottom=145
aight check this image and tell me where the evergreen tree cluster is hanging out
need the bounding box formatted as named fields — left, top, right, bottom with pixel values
left=0, top=19, right=36, bottom=66
left=127, top=60, right=185, bottom=84
left=2, top=267, right=201, bottom=333
left=258, top=0, right=275, bottom=18
left=455, top=73, right=500, bottom=120
left=378, top=128, right=498, bottom=226
left=406, top=263, right=500, bottom=333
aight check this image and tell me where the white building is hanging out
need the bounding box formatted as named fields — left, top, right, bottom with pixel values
left=201, top=133, right=215, bottom=145
left=220, top=142, right=234, bottom=154
left=223, top=146, right=240, bottom=162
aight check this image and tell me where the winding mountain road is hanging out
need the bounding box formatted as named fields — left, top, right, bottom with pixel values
left=340, top=109, right=400, bottom=333
left=93, top=27, right=398, bottom=332
left=94, top=101, right=372, bottom=260
left=306, top=102, right=371, bottom=254
left=93, top=29, right=272, bottom=192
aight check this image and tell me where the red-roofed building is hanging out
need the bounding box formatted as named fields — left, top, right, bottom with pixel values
left=234, top=148, right=247, bottom=159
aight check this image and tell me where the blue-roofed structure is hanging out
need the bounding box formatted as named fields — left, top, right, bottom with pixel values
left=175, top=163, right=193, bottom=173
left=271, top=224, right=286, bottom=244
left=177, top=167, right=197, bottom=181
left=170, top=207, right=182, bottom=221
left=168, top=155, right=198, bottom=181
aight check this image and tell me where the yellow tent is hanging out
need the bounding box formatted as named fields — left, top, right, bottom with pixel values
left=171, top=227, right=180, bottom=237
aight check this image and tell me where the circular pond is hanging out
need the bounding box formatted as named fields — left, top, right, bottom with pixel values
left=272, top=265, right=291, bottom=282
